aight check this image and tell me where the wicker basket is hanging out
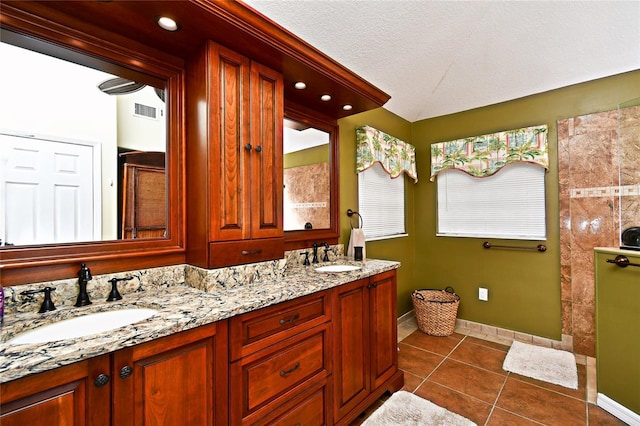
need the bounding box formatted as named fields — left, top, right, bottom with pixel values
left=411, top=287, right=460, bottom=336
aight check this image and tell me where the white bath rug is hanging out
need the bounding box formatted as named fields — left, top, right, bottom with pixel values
left=362, top=390, right=476, bottom=426
left=503, top=340, right=578, bottom=389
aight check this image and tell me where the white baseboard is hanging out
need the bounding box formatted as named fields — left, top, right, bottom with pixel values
left=597, top=393, right=640, bottom=425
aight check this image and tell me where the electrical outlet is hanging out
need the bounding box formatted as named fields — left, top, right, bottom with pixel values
left=479, top=287, right=489, bottom=301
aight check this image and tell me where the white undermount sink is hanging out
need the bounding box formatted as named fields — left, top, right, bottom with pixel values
left=7, top=308, right=158, bottom=345
left=314, top=264, right=362, bottom=273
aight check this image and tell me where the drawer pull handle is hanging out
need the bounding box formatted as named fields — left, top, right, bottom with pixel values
left=280, top=362, right=300, bottom=377
left=241, top=249, right=262, bottom=255
left=279, top=314, right=300, bottom=325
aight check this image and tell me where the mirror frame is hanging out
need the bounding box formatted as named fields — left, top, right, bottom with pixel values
left=283, top=103, right=340, bottom=250
left=0, top=6, right=185, bottom=286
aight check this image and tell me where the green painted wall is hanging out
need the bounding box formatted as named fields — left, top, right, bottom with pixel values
left=284, top=144, right=329, bottom=168
left=338, top=108, right=415, bottom=315
left=411, top=70, right=640, bottom=340
left=337, top=70, right=640, bottom=339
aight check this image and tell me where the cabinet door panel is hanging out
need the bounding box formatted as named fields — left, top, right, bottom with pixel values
left=250, top=61, right=283, bottom=239
left=0, top=355, right=110, bottom=426
left=333, top=278, right=370, bottom=420
left=369, top=271, right=398, bottom=389
left=1, top=382, right=80, bottom=426
left=209, top=43, right=251, bottom=242
left=134, top=341, right=212, bottom=425
left=113, top=322, right=227, bottom=426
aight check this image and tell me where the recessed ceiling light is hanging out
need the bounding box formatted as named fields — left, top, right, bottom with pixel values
left=320, top=94, right=331, bottom=102
left=342, top=104, right=353, bottom=111
left=294, top=82, right=307, bottom=89
left=157, top=16, right=180, bottom=31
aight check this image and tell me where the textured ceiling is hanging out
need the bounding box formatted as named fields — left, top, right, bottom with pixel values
left=243, top=0, right=640, bottom=122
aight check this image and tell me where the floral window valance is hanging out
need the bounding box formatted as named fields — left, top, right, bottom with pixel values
left=430, top=124, right=548, bottom=181
left=356, top=125, right=418, bottom=183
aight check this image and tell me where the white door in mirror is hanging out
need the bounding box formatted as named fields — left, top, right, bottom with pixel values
left=1, top=133, right=97, bottom=245
left=7, top=308, right=157, bottom=345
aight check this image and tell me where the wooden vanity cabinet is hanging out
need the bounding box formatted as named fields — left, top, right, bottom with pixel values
left=0, top=354, right=111, bottom=426
left=0, top=321, right=227, bottom=426
left=187, top=40, right=284, bottom=269
left=229, top=291, right=332, bottom=425
left=332, top=270, right=403, bottom=425
left=112, top=321, right=228, bottom=426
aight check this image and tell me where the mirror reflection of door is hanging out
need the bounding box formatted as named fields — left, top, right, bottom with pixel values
left=283, top=118, right=331, bottom=231
left=0, top=134, right=100, bottom=245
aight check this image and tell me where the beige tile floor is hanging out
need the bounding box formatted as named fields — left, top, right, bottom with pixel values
left=352, top=316, right=625, bottom=426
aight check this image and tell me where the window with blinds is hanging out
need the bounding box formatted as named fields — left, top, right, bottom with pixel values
left=358, top=162, right=406, bottom=240
left=437, top=163, right=546, bottom=240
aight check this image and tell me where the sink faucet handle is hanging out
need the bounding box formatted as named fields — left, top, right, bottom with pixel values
left=20, top=286, right=57, bottom=313
left=300, top=251, right=310, bottom=266
left=322, top=242, right=331, bottom=262
left=106, top=276, right=133, bottom=302
left=78, top=263, right=92, bottom=281
left=75, top=263, right=93, bottom=307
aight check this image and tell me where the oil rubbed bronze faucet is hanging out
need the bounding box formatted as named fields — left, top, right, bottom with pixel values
left=20, top=287, right=57, bottom=313
left=75, top=263, right=93, bottom=307
left=322, top=242, right=330, bottom=262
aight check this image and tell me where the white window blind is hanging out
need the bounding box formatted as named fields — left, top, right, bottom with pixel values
left=358, top=163, right=405, bottom=240
left=437, top=163, right=546, bottom=240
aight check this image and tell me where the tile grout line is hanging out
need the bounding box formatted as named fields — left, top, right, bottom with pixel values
left=483, top=371, right=510, bottom=426
left=406, top=334, right=469, bottom=396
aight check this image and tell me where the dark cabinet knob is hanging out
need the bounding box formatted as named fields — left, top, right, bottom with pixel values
left=245, top=143, right=252, bottom=150
left=94, top=373, right=110, bottom=388
left=254, top=145, right=262, bottom=152
left=119, top=365, right=133, bottom=379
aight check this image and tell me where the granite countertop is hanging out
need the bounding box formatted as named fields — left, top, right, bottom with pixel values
left=0, top=259, right=399, bottom=383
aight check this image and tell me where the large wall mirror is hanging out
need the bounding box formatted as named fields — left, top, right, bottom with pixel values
left=1, top=35, right=167, bottom=246
left=283, top=106, right=339, bottom=249
left=0, top=18, right=184, bottom=285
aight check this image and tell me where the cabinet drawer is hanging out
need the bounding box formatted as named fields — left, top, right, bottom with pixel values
left=230, top=291, right=330, bottom=360
left=230, top=325, right=330, bottom=422
left=208, top=238, right=284, bottom=268
left=250, top=378, right=329, bottom=426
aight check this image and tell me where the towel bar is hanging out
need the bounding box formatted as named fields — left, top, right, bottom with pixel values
left=482, top=241, right=547, bottom=252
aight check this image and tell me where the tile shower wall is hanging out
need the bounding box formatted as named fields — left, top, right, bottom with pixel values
left=558, top=105, right=640, bottom=357
left=283, top=162, right=330, bottom=230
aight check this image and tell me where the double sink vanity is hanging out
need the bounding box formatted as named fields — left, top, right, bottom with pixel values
left=1, top=256, right=403, bottom=425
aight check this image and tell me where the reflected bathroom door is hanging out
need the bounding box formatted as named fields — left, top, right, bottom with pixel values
left=0, top=133, right=98, bottom=245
